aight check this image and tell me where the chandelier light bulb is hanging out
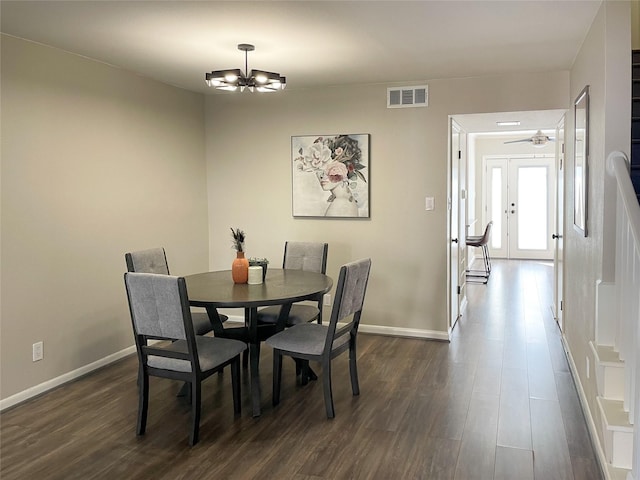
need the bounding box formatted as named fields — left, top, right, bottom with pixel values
left=205, top=44, right=286, bottom=93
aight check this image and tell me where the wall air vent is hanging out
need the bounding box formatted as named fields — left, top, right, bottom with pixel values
left=387, top=85, right=428, bottom=109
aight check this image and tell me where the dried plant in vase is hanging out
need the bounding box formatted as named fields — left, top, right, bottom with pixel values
left=230, top=227, right=246, bottom=252
left=230, top=227, right=248, bottom=283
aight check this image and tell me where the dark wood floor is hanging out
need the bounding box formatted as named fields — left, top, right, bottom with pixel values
left=1, top=260, right=602, bottom=479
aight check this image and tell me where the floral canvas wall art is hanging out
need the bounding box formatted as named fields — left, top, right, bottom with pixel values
left=292, top=134, right=369, bottom=218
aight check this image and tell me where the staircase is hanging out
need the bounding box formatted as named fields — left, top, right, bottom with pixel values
left=590, top=333, right=633, bottom=479
left=578, top=50, right=640, bottom=480
left=598, top=150, right=640, bottom=480
left=592, top=278, right=632, bottom=479
left=630, top=50, right=640, bottom=199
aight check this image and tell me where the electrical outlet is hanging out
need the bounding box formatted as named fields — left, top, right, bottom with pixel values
left=323, top=293, right=331, bottom=306
left=33, top=341, right=43, bottom=362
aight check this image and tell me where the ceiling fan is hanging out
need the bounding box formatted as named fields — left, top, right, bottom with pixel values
left=504, top=130, right=555, bottom=147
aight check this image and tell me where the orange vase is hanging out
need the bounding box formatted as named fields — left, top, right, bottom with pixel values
left=231, top=251, right=249, bottom=284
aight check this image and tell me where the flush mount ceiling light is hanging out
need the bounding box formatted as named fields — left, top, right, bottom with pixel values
left=205, top=43, right=286, bottom=93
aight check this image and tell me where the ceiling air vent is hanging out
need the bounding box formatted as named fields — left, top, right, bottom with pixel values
left=387, top=85, right=428, bottom=109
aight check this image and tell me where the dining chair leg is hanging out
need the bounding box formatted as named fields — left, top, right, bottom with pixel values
left=176, top=381, right=189, bottom=397
left=137, top=371, right=149, bottom=436
left=189, top=380, right=201, bottom=446
left=242, top=349, right=249, bottom=369
left=300, top=360, right=309, bottom=386
left=349, top=341, right=360, bottom=396
left=322, top=359, right=335, bottom=419
left=231, top=357, right=241, bottom=415
left=272, top=350, right=283, bottom=406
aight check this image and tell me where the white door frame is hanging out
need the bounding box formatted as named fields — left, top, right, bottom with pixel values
left=553, top=118, right=565, bottom=329
left=448, top=119, right=463, bottom=334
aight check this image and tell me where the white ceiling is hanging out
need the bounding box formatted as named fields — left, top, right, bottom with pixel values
left=454, top=109, right=567, bottom=135
left=0, top=0, right=602, bottom=132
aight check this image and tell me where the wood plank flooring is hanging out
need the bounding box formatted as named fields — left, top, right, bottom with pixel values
left=0, top=260, right=603, bottom=479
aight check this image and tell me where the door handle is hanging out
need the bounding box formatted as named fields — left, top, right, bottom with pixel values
left=552, top=234, right=563, bottom=239
left=452, top=238, right=458, bottom=244
left=511, top=210, right=516, bottom=214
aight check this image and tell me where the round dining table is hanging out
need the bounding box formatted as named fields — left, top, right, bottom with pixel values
left=184, top=268, right=333, bottom=417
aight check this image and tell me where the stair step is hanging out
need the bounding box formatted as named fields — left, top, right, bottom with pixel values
left=593, top=343, right=623, bottom=364
left=606, top=464, right=630, bottom=480
left=591, top=342, right=625, bottom=400
left=598, top=398, right=632, bottom=432
left=597, top=397, right=633, bottom=469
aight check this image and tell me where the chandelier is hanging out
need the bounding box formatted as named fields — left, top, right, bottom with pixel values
left=205, top=44, right=286, bottom=93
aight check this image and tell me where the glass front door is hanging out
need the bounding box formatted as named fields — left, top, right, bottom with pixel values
left=484, top=156, right=555, bottom=260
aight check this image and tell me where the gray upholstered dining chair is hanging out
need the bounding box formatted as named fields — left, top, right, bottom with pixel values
left=257, top=241, right=329, bottom=327
left=126, top=248, right=250, bottom=369
left=266, top=258, right=371, bottom=419
left=125, top=247, right=228, bottom=336
left=124, top=272, right=246, bottom=446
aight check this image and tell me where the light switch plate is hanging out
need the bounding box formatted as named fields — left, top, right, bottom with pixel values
left=425, top=196, right=435, bottom=211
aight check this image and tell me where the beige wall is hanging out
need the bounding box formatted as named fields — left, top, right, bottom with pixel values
left=632, top=0, right=639, bottom=50
left=564, top=0, right=631, bottom=448
left=0, top=35, right=209, bottom=402
left=204, top=72, right=569, bottom=336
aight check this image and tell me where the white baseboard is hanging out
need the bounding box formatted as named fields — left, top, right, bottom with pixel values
left=562, top=335, right=611, bottom=480
left=359, top=324, right=450, bottom=341
left=0, top=345, right=136, bottom=412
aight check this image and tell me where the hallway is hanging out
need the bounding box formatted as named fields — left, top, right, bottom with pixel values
left=449, top=259, right=601, bottom=479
